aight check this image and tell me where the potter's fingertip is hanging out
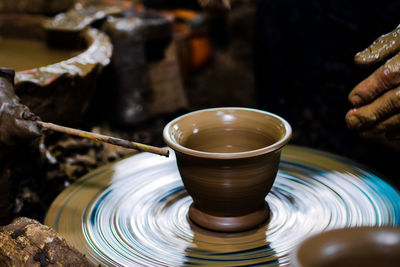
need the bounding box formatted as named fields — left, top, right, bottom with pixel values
left=354, top=51, right=365, bottom=63
left=349, top=95, right=363, bottom=106
left=354, top=52, right=362, bottom=62
left=345, top=109, right=356, bottom=122
left=354, top=50, right=373, bottom=66
left=346, top=115, right=361, bottom=129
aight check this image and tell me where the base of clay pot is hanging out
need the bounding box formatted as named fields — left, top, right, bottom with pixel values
left=188, top=203, right=270, bottom=232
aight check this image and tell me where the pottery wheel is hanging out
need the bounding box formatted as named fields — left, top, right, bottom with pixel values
left=45, top=145, right=400, bottom=266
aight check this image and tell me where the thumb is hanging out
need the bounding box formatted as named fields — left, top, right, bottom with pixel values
left=355, top=25, right=400, bottom=66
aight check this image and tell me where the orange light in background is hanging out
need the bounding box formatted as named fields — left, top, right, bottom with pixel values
left=77, top=0, right=134, bottom=9
left=161, top=9, right=198, bottom=21
left=102, top=0, right=133, bottom=9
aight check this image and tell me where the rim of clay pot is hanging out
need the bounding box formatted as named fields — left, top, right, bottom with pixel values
left=163, top=107, right=292, bottom=159
left=290, top=226, right=400, bottom=267
left=15, top=28, right=112, bottom=86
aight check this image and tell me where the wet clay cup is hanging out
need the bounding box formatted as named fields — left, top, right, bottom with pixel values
left=291, top=227, right=400, bottom=267
left=163, top=107, right=292, bottom=232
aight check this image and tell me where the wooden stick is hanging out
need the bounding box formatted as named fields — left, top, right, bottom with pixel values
left=37, top=121, right=169, bottom=157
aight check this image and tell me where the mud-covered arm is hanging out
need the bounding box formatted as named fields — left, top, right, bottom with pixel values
left=346, top=25, right=400, bottom=139
left=0, top=68, right=41, bottom=146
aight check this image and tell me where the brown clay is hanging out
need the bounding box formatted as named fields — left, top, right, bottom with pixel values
left=163, top=107, right=292, bottom=232
left=292, top=227, right=400, bottom=267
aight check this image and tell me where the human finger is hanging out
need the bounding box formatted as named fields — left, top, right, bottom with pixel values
left=354, top=25, right=400, bottom=66
left=368, top=113, right=400, bottom=137
left=346, top=87, right=400, bottom=129
left=349, top=52, right=400, bottom=106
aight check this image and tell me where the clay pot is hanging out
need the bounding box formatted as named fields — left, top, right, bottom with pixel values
left=0, top=14, right=112, bottom=125
left=291, top=227, right=400, bottom=267
left=163, top=107, right=292, bottom=232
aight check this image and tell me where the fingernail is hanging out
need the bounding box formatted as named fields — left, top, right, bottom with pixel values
left=346, top=115, right=362, bottom=128
left=350, top=95, right=363, bottom=106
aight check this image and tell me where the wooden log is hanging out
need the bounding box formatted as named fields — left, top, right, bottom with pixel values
left=0, top=217, right=94, bottom=266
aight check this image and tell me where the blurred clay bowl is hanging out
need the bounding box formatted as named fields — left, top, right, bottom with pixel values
left=291, top=227, right=400, bottom=267
left=0, top=14, right=112, bottom=125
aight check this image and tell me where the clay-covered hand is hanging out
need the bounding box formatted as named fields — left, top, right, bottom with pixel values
left=0, top=69, right=41, bottom=146
left=198, top=0, right=230, bottom=9
left=346, top=25, right=400, bottom=139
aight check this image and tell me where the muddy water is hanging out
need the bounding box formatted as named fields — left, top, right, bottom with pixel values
left=0, top=37, right=82, bottom=71
left=183, top=128, right=276, bottom=153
